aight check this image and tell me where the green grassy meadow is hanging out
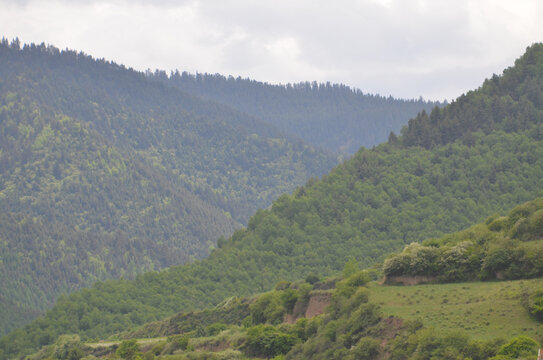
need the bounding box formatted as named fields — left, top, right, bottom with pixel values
left=369, top=279, right=543, bottom=341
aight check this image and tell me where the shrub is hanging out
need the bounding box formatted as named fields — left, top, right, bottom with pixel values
left=173, top=335, right=189, bottom=350
left=116, top=339, right=140, bottom=360
left=526, top=290, right=543, bottom=321
left=205, top=322, right=228, bottom=336
left=305, top=273, right=320, bottom=284
left=244, top=325, right=297, bottom=358
left=496, top=335, right=538, bottom=358
left=250, top=292, right=285, bottom=324
left=350, top=337, right=381, bottom=360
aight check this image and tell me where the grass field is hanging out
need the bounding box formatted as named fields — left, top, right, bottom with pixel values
left=369, top=278, right=543, bottom=341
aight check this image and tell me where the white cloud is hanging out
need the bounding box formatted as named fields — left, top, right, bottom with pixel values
left=1, top=0, right=542, bottom=100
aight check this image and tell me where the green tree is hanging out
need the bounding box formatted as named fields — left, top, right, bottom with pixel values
left=116, top=339, right=141, bottom=360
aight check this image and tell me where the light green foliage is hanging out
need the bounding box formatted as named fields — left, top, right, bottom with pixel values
left=0, top=39, right=337, bottom=338
left=287, top=275, right=379, bottom=360
left=370, top=279, right=543, bottom=340
left=387, top=326, right=503, bottom=360
left=21, top=273, right=543, bottom=360
left=250, top=292, right=287, bottom=325
left=334, top=270, right=371, bottom=300
left=116, top=339, right=141, bottom=360
left=342, top=258, right=359, bottom=278
left=383, top=198, right=543, bottom=282
left=526, top=290, right=543, bottom=321
left=245, top=325, right=298, bottom=358
left=495, top=335, right=539, bottom=359
left=250, top=285, right=309, bottom=325
left=26, top=334, right=87, bottom=360
left=5, top=42, right=543, bottom=360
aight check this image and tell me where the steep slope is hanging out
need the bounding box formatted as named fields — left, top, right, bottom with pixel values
left=401, top=43, right=543, bottom=148
left=155, top=71, right=440, bottom=153
left=0, top=40, right=338, bottom=335
left=0, top=40, right=337, bottom=224
left=2, top=43, right=543, bottom=359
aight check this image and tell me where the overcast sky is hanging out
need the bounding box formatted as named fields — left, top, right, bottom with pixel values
left=1, top=0, right=543, bottom=101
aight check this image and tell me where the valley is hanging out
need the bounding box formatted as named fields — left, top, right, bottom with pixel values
left=1, top=39, right=543, bottom=360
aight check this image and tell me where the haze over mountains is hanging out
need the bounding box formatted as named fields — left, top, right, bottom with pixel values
left=2, top=42, right=542, bottom=359
left=0, top=38, right=439, bottom=337
left=151, top=71, right=438, bottom=153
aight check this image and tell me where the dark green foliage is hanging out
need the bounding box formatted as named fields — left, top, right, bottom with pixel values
left=4, top=43, right=543, bottom=359
left=383, top=198, right=543, bottom=282
left=402, top=44, right=543, bottom=149
left=304, top=274, right=320, bottom=285
left=0, top=39, right=337, bottom=335
left=350, top=337, right=381, bottom=360
left=155, top=71, right=441, bottom=153
left=204, top=323, right=227, bottom=337
left=524, top=289, right=543, bottom=322
left=0, top=297, right=39, bottom=338
left=244, top=325, right=298, bottom=358
left=167, top=334, right=190, bottom=351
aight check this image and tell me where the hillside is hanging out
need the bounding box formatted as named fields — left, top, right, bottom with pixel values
left=2, top=44, right=543, bottom=359
left=383, top=198, right=543, bottom=283
left=0, top=39, right=338, bottom=335
left=370, top=279, right=543, bottom=342
left=154, top=71, right=440, bottom=153
left=23, top=272, right=543, bottom=359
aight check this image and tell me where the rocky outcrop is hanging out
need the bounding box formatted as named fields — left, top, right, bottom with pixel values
left=284, top=291, right=332, bottom=324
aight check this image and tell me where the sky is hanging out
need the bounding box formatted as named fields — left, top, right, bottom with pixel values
left=1, top=0, right=543, bottom=101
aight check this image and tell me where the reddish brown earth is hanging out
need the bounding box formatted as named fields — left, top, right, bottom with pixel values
left=305, top=292, right=332, bottom=318
left=285, top=291, right=332, bottom=324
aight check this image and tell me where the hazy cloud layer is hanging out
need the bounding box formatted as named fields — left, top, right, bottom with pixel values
left=1, top=0, right=542, bottom=100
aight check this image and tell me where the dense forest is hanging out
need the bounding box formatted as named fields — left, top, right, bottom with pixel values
left=151, top=71, right=440, bottom=153
left=401, top=46, right=543, bottom=148
left=0, top=39, right=340, bottom=335
left=2, top=43, right=543, bottom=359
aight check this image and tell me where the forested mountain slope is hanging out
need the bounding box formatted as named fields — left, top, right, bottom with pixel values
left=152, top=71, right=440, bottom=153
left=402, top=44, right=543, bottom=148
left=0, top=40, right=338, bottom=335
left=2, top=44, right=543, bottom=359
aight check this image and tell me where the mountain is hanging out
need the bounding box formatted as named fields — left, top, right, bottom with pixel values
left=0, top=39, right=339, bottom=335
left=2, top=43, right=543, bottom=359
left=151, top=70, right=440, bottom=154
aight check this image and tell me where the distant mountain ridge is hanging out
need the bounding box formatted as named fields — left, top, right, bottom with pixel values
left=2, top=43, right=542, bottom=359
left=0, top=39, right=339, bottom=335
left=0, top=37, right=438, bottom=337
left=149, top=70, right=441, bottom=153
